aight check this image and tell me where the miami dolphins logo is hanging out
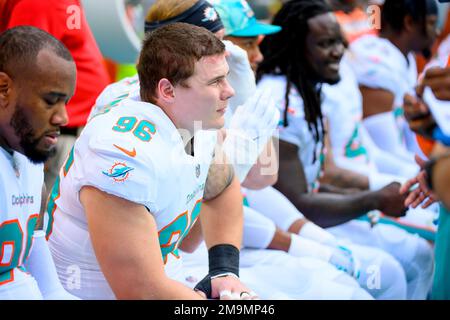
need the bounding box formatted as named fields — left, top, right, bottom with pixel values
left=102, top=162, right=134, bottom=182
left=202, top=7, right=218, bottom=22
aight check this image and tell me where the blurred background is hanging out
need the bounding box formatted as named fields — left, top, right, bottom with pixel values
left=80, top=0, right=450, bottom=82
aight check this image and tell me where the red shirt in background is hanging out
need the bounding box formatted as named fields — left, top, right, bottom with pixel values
left=0, top=0, right=110, bottom=128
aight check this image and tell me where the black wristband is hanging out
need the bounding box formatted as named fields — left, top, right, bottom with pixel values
left=194, top=275, right=212, bottom=298
left=208, top=244, right=240, bottom=278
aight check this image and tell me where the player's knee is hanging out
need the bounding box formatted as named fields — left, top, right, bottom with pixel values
left=403, top=237, right=434, bottom=299
left=413, top=238, right=434, bottom=276
left=375, top=253, right=407, bottom=299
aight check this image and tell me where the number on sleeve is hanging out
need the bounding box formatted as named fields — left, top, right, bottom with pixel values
left=112, top=116, right=138, bottom=133
left=112, top=117, right=156, bottom=142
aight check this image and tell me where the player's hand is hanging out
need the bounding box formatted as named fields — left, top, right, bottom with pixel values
left=417, top=67, right=450, bottom=101
left=399, top=155, right=439, bottom=209
left=289, top=235, right=359, bottom=278
left=223, top=88, right=280, bottom=182
left=375, top=182, right=408, bottom=217
left=403, top=93, right=436, bottom=138
left=228, top=88, right=280, bottom=138
left=329, top=245, right=360, bottom=279
left=223, top=40, right=256, bottom=111
left=195, top=276, right=259, bottom=300
left=210, top=275, right=258, bottom=300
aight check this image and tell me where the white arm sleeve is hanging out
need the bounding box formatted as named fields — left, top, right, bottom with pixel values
left=242, top=206, right=276, bottom=249
left=359, top=122, right=419, bottom=177
left=244, top=186, right=303, bottom=232
left=288, top=234, right=332, bottom=261
left=362, top=111, right=417, bottom=164
left=298, top=222, right=337, bottom=246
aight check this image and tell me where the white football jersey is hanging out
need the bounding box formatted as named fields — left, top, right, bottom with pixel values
left=321, top=58, right=418, bottom=188
left=348, top=35, right=419, bottom=157
left=45, top=95, right=217, bottom=299
left=349, top=35, right=417, bottom=109
left=0, top=147, right=44, bottom=299
left=322, top=57, right=376, bottom=172
left=424, top=34, right=450, bottom=71
left=88, top=75, right=140, bottom=121
left=257, top=75, right=323, bottom=191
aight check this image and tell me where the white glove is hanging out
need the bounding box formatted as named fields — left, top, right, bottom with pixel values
left=289, top=234, right=360, bottom=279
left=329, top=245, right=361, bottom=279
left=222, top=88, right=280, bottom=182
left=223, top=40, right=256, bottom=112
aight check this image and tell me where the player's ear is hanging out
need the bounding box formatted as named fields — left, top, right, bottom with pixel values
left=0, top=72, right=13, bottom=109
left=157, top=78, right=175, bottom=103
left=403, top=15, right=415, bottom=33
